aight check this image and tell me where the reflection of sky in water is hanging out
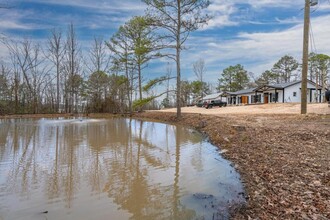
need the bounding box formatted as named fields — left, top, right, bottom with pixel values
left=0, top=118, right=244, bottom=220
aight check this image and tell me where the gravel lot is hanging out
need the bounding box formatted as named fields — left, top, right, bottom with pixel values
left=156, top=103, right=330, bottom=115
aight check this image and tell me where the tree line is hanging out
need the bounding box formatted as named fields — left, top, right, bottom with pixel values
left=217, top=54, right=330, bottom=102
left=0, top=24, right=127, bottom=115
left=1, top=0, right=329, bottom=116
left=172, top=54, right=329, bottom=106
left=0, top=0, right=210, bottom=118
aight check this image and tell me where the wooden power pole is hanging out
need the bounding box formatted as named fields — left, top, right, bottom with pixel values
left=301, top=0, right=311, bottom=114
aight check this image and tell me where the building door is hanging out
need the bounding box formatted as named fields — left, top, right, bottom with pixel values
left=242, top=96, right=248, bottom=104
left=264, top=93, right=269, bottom=104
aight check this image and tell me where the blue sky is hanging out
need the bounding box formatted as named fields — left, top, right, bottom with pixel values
left=1, top=0, right=330, bottom=88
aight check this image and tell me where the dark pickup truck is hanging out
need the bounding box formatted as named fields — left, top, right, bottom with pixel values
left=205, top=100, right=227, bottom=109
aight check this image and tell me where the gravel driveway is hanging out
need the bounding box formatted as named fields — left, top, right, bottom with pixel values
left=157, top=103, right=330, bottom=115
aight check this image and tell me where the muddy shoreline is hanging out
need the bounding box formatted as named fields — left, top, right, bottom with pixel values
left=130, top=111, right=330, bottom=219
left=1, top=112, right=329, bottom=219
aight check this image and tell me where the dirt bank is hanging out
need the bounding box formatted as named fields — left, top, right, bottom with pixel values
left=133, top=109, right=330, bottom=219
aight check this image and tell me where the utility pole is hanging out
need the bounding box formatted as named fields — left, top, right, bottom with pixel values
left=301, top=0, right=311, bottom=114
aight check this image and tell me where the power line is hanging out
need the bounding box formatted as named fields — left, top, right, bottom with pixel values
left=309, top=20, right=317, bottom=55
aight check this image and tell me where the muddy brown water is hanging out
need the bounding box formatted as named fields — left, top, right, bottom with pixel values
left=0, top=118, right=245, bottom=220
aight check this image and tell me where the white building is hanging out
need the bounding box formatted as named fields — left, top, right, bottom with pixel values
left=224, top=80, right=325, bottom=105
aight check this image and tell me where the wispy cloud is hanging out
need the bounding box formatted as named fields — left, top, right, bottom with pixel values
left=0, top=0, right=145, bottom=42
left=182, top=13, right=330, bottom=82
left=274, top=17, right=302, bottom=24
left=204, top=0, right=304, bottom=29
left=0, top=8, right=45, bottom=30
left=229, top=0, right=301, bottom=8
left=204, top=2, right=238, bottom=29
left=317, top=4, right=330, bottom=11
left=20, top=0, right=145, bottom=14
left=0, top=20, right=32, bottom=30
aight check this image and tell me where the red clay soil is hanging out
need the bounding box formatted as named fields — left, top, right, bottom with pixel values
left=133, top=111, right=330, bottom=220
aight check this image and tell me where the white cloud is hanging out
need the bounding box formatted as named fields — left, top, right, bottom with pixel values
left=317, top=4, right=330, bottom=11
left=0, top=9, right=41, bottom=31
left=0, top=20, right=32, bottom=30
left=275, top=16, right=302, bottom=24
left=204, top=0, right=305, bottom=29
left=20, top=0, right=145, bottom=13
left=205, top=15, right=238, bottom=29
left=204, top=2, right=238, bottom=29
left=228, top=0, right=302, bottom=8
left=182, top=14, right=330, bottom=83
left=0, top=0, right=146, bottom=33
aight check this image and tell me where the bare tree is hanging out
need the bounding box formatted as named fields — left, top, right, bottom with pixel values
left=87, top=36, right=111, bottom=74
left=4, top=38, right=50, bottom=113
left=10, top=57, right=21, bottom=113
left=84, top=36, right=113, bottom=112
left=193, top=58, right=205, bottom=98
left=47, top=28, right=65, bottom=112
left=0, top=63, right=10, bottom=113
left=63, top=23, right=82, bottom=113
left=143, top=0, right=210, bottom=119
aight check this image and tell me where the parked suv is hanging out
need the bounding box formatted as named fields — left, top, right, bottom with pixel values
left=205, top=100, right=227, bottom=109
left=196, top=100, right=207, bottom=107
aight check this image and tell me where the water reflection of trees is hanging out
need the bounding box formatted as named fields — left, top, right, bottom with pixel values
left=4, top=119, right=39, bottom=197
left=0, top=118, right=206, bottom=219
left=101, top=119, right=196, bottom=219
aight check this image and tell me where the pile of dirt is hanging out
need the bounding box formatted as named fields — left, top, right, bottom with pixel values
left=134, top=111, right=330, bottom=219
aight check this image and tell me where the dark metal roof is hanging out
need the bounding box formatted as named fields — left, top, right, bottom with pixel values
left=270, top=81, right=302, bottom=89
left=223, top=80, right=320, bottom=96
left=233, top=87, right=256, bottom=95
left=224, top=87, right=256, bottom=96
left=254, top=81, right=302, bottom=92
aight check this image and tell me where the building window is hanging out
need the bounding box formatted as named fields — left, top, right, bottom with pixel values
left=293, top=92, right=297, bottom=97
left=255, top=94, right=261, bottom=103
left=251, top=95, right=255, bottom=103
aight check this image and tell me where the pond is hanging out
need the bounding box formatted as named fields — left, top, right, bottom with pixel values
left=0, top=118, right=245, bottom=220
